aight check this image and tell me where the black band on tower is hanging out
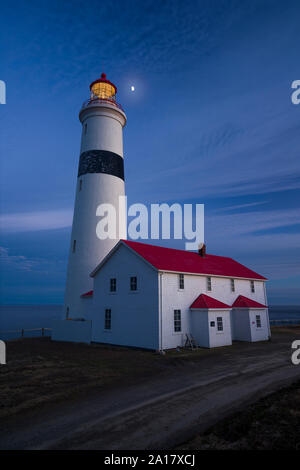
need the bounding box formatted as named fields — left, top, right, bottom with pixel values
left=78, top=150, right=124, bottom=180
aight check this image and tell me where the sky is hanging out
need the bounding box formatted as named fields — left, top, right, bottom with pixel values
left=0, top=0, right=299, bottom=304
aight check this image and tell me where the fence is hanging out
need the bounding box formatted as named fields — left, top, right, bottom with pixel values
left=0, top=328, right=52, bottom=340
left=270, top=319, right=300, bottom=326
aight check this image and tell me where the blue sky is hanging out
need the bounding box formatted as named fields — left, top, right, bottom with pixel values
left=0, top=0, right=299, bottom=304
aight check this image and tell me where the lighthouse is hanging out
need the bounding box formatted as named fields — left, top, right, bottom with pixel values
left=64, top=73, right=127, bottom=319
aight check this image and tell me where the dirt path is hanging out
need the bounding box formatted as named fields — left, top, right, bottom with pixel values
left=1, top=329, right=300, bottom=449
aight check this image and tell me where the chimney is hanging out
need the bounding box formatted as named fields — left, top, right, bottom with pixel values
left=198, top=243, right=206, bottom=257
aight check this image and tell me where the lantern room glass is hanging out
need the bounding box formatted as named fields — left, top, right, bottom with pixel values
left=90, top=82, right=116, bottom=101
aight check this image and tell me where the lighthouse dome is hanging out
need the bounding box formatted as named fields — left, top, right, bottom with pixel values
left=89, top=72, right=117, bottom=102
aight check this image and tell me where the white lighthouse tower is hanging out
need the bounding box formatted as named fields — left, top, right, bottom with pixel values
left=64, top=73, right=127, bottom=319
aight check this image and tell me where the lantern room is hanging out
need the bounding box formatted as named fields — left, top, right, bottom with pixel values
left=89, top=73, right=117, bottom=102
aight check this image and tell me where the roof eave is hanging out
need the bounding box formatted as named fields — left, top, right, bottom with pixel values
left=190, top=307, right=231, bottom=310
left=157, top=269, right=267, bottom=281
left=232, top=306, right=268, bottom=309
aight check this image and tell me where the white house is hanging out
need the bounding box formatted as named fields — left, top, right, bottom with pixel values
left=190, top=294, right=232, bottom=348
left=52, top=239, right=270, bottom=349
left=231, top=295, right=269, bottom=342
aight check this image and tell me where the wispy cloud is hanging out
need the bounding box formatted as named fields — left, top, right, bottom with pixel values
left=0, top=209, right=72, bottom=233
left=206, top=208, right=300, bottom=280
left=207, top=207, right=300, bottom=238
left=213, top=201, right=269, bottom=213
left=0, top=246, right=38, bottom=272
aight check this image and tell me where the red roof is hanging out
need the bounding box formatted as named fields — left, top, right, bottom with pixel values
left=232, top=295, right=267, bottom=308
left=81, top=290, right=93, bottom=298
left=190, top=294, right=231, bottom=309
left=121, top=240, right=266, bottom=280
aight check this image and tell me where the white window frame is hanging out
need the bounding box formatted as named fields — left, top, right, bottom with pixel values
left=216, top=316, right=223, bottom=332
left=174, top=309, right=182, bottom=333
left=256, top=314, right=262, bottom=328
left=178, top=273, right=184, bottom=290
left=104, top=309, right=112, bottom=330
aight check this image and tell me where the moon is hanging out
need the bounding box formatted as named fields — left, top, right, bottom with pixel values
left=131, top=86, right=135, bottom=92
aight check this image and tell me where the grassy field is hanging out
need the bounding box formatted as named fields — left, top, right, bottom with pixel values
left=0, top=336, right=216, bottom=419
left=178, top=379, right=300, bottom=450
left=0, top=327, right=299, bottom=425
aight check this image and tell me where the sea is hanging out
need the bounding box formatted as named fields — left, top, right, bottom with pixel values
left=0, top=305, right=62, bottom=341
left=0, top=305, right=300, bottom=341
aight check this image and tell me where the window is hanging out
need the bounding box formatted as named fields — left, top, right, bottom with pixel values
left=230, top=279, right=235, bottom=292
left=79, top=179, right=82, bottom=191
left=256, top=315, right=261, bottom=328
left=84, top=123, right=87, bottom=135
left=217, top=317, right=223, bottom=331
left=179, top=273, right=184, bottom=290
left=250, top=280, right=255, bottom=293
left=72, top=240, right=76, bottom=253
left=110, top=278, right=116, bottom=292
left=66, top=307, right=69, bottom=319
left=130, top=276, right=137, bottom=291
left=105, top=309, right=111, bottom=330
left=174, top=309, right=181, bottom=332
left=207, top=276, right=212, bottom=291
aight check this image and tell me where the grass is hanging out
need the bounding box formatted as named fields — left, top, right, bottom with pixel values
left=1, top=327, right=299, bottom=422
left=0, top=338, right=162, bottom=419
left=0, top=337, right=214, bottom=419
left=178, top=380, right=300, bottom=450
